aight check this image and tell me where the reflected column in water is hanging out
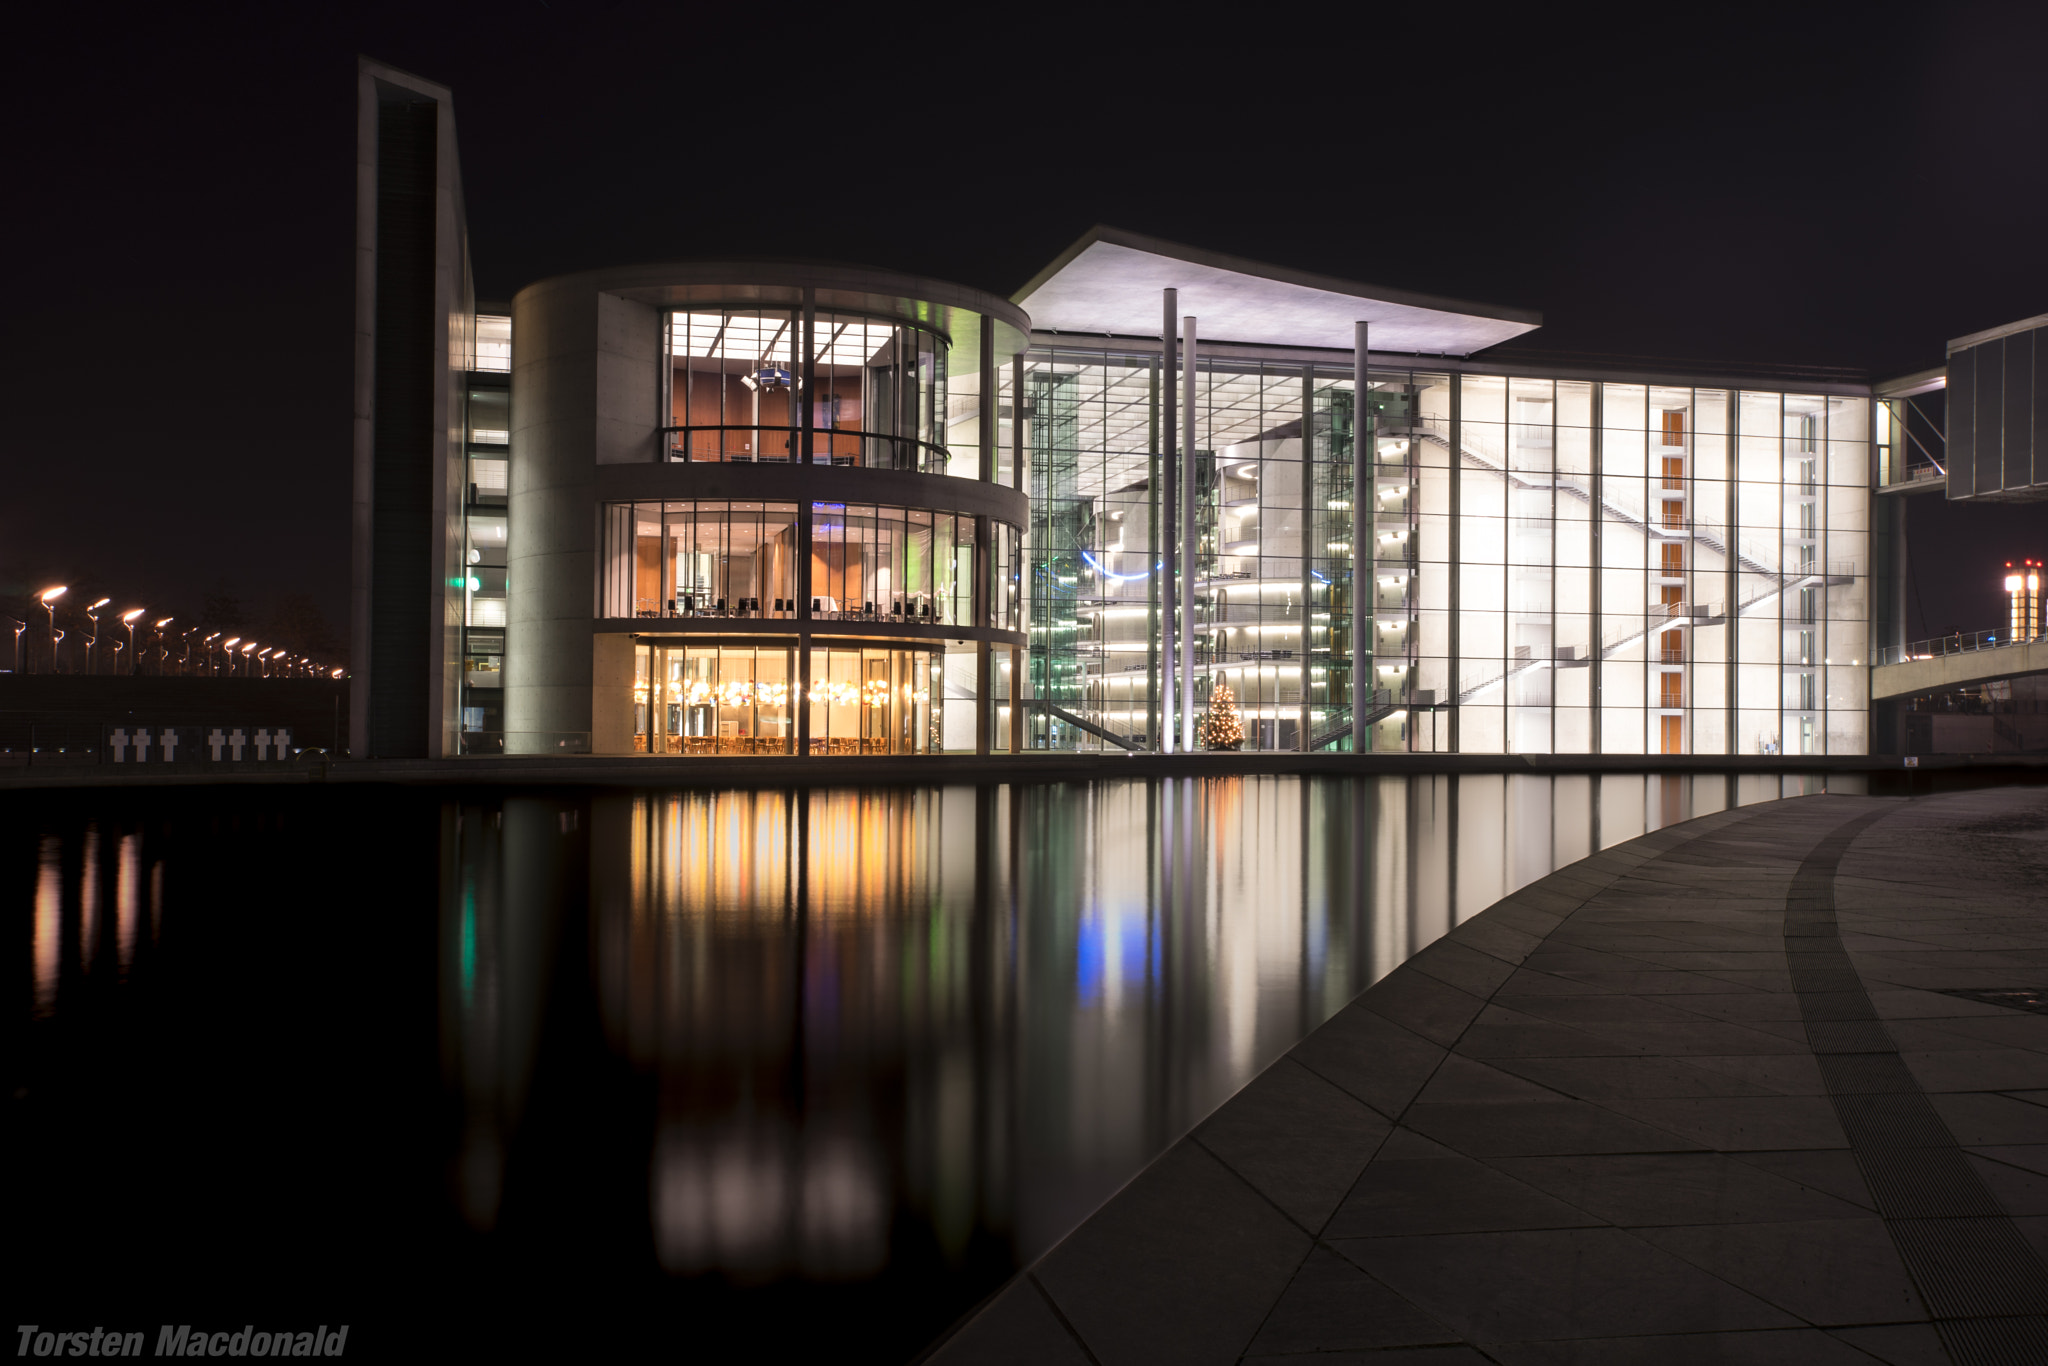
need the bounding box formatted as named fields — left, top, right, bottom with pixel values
left=440, top=798, right=572, bottom=1232
left=117, top=833, right=140, bottom=976
left=35, top=835, right=61, bottom=1018
left=79, top=827, right=99, bottom=970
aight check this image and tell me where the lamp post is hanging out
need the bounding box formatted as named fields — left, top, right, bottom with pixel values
left=221, top=637, right=240, bottom=677
left=120, top=609, right=144, bottom=675
left=202, top=633, right=221, bottom=676
left=85, top=598, right=110, bottom=675
left=7, top=618, right=23, bottom=674
left=154, top=618, right=174, bottom=676
left=38, top=587, right=67, bottom=674
left=241, top=642, right=257, bottom=677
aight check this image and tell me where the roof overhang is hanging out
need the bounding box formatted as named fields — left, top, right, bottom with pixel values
left=1873, top=366, right=1946, bottom=399
left=1014, top=226, right=1540, bottom=356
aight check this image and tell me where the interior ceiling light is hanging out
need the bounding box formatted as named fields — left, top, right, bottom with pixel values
left=671, top=313, right=904, bottom=370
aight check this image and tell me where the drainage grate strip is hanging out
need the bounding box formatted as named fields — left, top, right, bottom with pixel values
left=1787, top=808, right=2048, bottom=1366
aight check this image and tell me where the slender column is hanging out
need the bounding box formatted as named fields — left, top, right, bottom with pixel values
left=1299, top=365, right=1314, bottom=750
left=796, top=503, right=813, bottom=755
left=979, top=314, right=997, bottom=484
left=1352, top=322, right=1372, bottom=752
left=1014, top=352, right=1028, bottom=746
left=1448, top=377, right=1461, bottom=753
left=975, top=513, right=992, bottom=755
left=1181, top=314, right=1198, bottom=754
left=1727, top=391, right=1740, bottom=752
left=1160, top=289, right=1178, bottom=752
left=1147, top=357, right=1161, bottom=750
left=800, top=288, right=816, bottom=466
left=1590, top=384, right=1604, bottom=754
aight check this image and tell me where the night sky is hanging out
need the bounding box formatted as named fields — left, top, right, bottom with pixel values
left=4, top=1, right=2042, bottom=649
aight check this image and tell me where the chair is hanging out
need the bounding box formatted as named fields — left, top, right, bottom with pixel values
left=716, top=597, right=727, bottom=615
left=863, top=601, right=874, bottom=617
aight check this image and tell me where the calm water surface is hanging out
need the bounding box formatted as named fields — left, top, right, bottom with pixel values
left=8, top=773, right=1853, bottom=1358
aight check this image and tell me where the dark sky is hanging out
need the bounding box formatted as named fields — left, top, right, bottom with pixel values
left=3, top=1, right=2042, bottom=643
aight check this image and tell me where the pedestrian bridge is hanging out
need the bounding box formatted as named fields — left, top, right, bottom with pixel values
left=1871, top=634, right=2048, bottom=700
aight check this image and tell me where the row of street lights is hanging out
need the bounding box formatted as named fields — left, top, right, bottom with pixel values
left=8, top=586, right=343, bottom=679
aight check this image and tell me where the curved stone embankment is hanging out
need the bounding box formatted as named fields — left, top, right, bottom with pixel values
left=929, top=787, right=2048, bottom=1366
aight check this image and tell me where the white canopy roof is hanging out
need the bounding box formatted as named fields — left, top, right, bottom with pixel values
left=1015, top=226, right=1540, bottom=356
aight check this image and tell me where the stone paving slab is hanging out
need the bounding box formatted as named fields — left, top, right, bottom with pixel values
left=926, top=786, right=2048, bottom=1365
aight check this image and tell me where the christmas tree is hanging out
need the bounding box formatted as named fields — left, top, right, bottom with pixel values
left=1202, top=680, right=1244, bottom=751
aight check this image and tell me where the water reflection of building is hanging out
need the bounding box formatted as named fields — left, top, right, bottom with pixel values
left=421, top=776, right=1837, bottom=1286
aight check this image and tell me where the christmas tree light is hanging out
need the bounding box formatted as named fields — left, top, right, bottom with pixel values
left=1202, top=680, right=1244, bottom=751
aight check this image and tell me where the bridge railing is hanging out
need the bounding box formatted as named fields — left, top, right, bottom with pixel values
left=1878, top=628, right=2045, bottom=667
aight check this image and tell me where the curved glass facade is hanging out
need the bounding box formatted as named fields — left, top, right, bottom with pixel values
left=601, top=501, right=1021, bottom=631
left=665, top=310, right=954, bottom=474
left=602, top=501, right=801, bottom=619
left=632, top=641, right=940, bottom=756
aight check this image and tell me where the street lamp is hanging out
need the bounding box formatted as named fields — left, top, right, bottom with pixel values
left=204, top=633, right=223, bottom=676
left=154, top=618, right=174, bottom=676
left=222, top=637, right=241, bottom=677
left=85, top=598, right=110, bottom=675
left=120, top=609, right=144, bottom=675
left=241, top=642, right=257, bottom=677
left=38, top=587, right=67, bottom=674
left=6, top=618, right=23, bottom=674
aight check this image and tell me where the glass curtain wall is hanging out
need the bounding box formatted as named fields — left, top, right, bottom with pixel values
left=1014, top=347, right=1872, bottom=756
left=634, top=642, right=797, bottom=755
left=460, top=324, right=513, bottom=752
left=1017, top=349, right=1378, bottom=751
left=807, top=646, right=940, bottom=755
left=600, top=502, right=1017, bottom=629
left=1451, top=382, right=1868, bottom=755
left=666, top=311, right=949, bottom=473
left=600, top=502, right=801, bottom=619
left=628, top=642, right=938, bottom=756
left=809, top=504, right=977, bottom=625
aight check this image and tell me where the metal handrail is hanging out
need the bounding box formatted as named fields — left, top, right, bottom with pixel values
left=661, top=424, right=952, bottom=474
left=1877, top=629, right=2045, bottom=666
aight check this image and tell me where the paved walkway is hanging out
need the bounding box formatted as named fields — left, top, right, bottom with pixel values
left=929, top=787, right=2048, bottom=1366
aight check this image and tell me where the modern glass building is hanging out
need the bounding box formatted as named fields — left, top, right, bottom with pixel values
left=351, top=60, right=1972, bottom=762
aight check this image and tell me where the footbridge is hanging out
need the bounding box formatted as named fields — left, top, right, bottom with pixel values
left=1872, top=632, right=2048, bottom=700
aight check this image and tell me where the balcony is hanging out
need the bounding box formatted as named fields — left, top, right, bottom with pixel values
left=663, top=426, right=952, bottom=476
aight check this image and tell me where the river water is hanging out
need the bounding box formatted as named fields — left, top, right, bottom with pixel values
left=7, top=772, right=1851, bottom=1358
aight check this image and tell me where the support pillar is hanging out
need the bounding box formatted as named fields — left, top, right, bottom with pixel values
left=1161, top=289, right=1178, bottom=752
left=1352, top=322, right=1372, bottom=752
left=975, top=512, right=992, bottom=756
left=1181, top=313, right=1198, bottom=754
left=1299, top=364, right=1314, bottom=751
